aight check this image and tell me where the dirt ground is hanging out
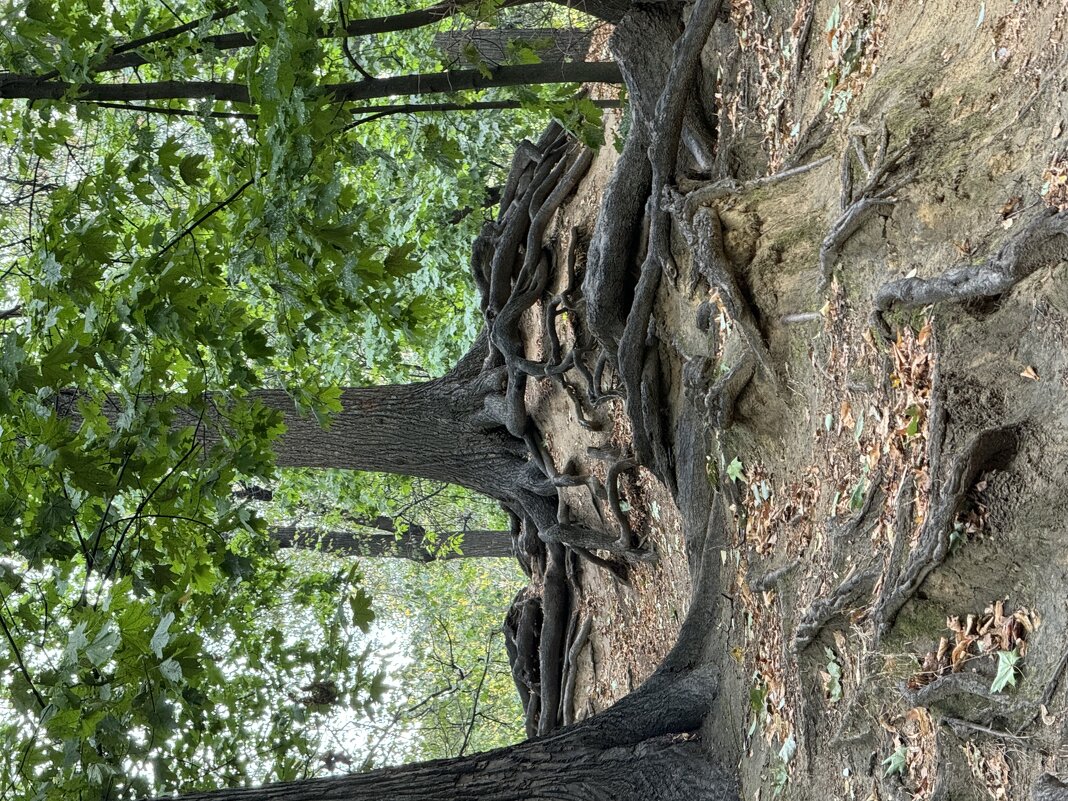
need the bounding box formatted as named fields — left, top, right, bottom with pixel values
left=527, top=1, right=1068, bottom=798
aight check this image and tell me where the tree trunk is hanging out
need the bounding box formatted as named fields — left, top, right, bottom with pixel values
left=0, top=62, right=622, bottom=105
left=202, top=344, right=554, bottom=523
left=166, top=738, right=729, bottom=801
left=156, top=666, right=736, bottom=801
left=271, top=526, right=513, bottom=560
left=91, top=0, right=643, bottom=73
left=244, top=385, right=543, bottom=509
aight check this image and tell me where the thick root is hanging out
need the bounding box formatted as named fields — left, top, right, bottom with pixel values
left=872, top=210, right=1068, bottom=336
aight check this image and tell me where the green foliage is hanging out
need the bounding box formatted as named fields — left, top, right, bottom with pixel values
left=824, top=647, right=843, bottom=703
left=0, top=0, right=603, bottom=794
left=883, top=745, right=908, bottom=777
left=727, top=457, right=745, bottom=483
left=991, top=648, right=1021, bottom=693
left=360, top=556, right=525, bottom=764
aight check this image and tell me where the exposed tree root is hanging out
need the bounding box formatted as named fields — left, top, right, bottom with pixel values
left=561, top=615, right=593, bottom=726
left=906, top=671, right=1021, bottom=720
left=582, top=5, right=681, bottom=358
left=819, top=121, right=913, bottom=291
left=792, top=567, right=878, bottom=653
left=503, top=586, right=542, bottom=738
left=791, top=468, right=886, bottom=650
left=537, top=542, right=570, bottom=735
left=616, top=0, right=725, bottom=486
left=872, top=210, right=1068, bottom=336
left=881, top=469, right=915, bottom=593
left=748, top=559, right=800, bottom=594
left=673, top=154, right=831, bottom=217
left=830, top=467, right=885, bottom=548
left=872, top=426, right=1018, bottom=638
left=459, top=0, right=739, bottom=743
left=790, top=0, right=817, bottom=87
left=685, top=206, right=775, bottom=381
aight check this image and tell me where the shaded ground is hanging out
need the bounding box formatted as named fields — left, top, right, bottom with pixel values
left=518, top=0, right=1068, bottom=798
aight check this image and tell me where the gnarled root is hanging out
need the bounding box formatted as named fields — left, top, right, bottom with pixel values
left=872, top=425, right=1018, bottom=638
left=503, top=586, right=543, bottom=738
left=820, top=120, right=913, bottom=291
left=792, top=568, right=878, bottom=653
left=872, top=209, right=1068, bottom=337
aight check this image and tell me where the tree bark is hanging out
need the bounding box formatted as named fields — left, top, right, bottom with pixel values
left=0, top=62, right=622, bottom=106
left=242, top=382, right=544, bottom=508
left=90, top=0, right=642, bottom=73
left=155, top=665, right=735, bottom=801
left=164, top=738, right=730, bottom=801
left=271, top=526, right=513, bottom=560
left=192, top=342, right=554, bottom=523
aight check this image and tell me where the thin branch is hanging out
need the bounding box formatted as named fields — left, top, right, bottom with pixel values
left=89, top=101, right=255, bottom=120
left=458, top=633, right=496, bottom=756
left=87, top=0, right=540, bottom=73
left=158, top=177, right=254, bottom=258
left=337, top=0, right=376, bottom=81
left=0, top=591, right=46, bottom=710
left=102, top=437, right=203, bottom=582
left=39, top=5, right=241, bottom=81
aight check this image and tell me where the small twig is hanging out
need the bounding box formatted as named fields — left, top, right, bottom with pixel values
left=90, top=101, right=255, bottom=120
left=675, top=154, right=832, bottom=211
left=1039, top=644, right=1068, bottom=710
left=941, top=716, right=1038, bottom=749
left=780, top=311, right=821, bottom=324
left=819, top=122, right=913, bottom=290
left=337, top=0, right=376, bottom=80
left=157, top=177, right=255, bottom=259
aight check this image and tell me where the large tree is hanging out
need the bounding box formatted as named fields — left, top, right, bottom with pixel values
left=4, top=0, right=1068, bottom=799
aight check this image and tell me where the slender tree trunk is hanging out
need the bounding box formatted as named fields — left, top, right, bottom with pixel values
left=271, top=526, right=513, bottom=560
left=91, top=0, right=643, bottom=73
left=0, top=62, right=622, bottom=105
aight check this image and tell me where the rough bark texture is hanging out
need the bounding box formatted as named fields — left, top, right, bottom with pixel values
left=270, top=526, right=513, bottom=560
left=225, top=341, right=551, bottom=520
left=162, top=633, right=734, bottom=800
left=165, top=737, right=732, bottom=801
left=0, top=63, right=622, bottom=105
